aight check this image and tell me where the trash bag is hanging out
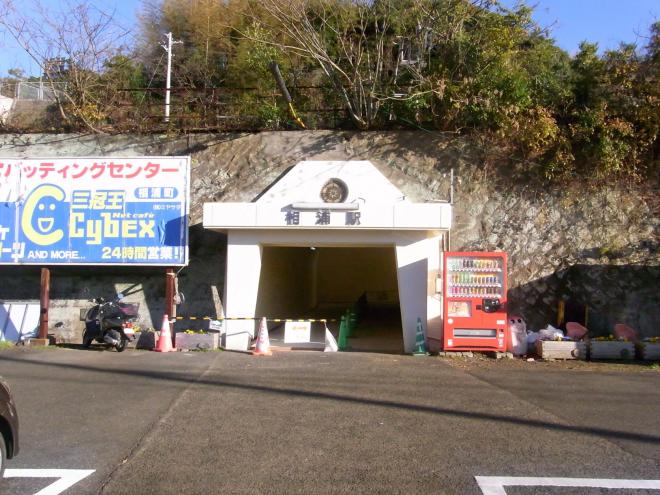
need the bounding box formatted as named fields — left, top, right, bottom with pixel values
left=526, top=331, right=539, bottom=354
left=538, top=324, right=564, bottom=341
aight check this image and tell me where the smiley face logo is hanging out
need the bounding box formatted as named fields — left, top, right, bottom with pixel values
left=21, top=184, right=67, bottom=246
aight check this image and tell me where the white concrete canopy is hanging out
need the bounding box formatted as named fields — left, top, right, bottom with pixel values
left=203, top=160, right=451, bottom=352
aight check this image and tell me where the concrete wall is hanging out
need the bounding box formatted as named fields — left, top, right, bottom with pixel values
left=257, top=247, right=315, bottom=318
left=0, top=132, right=657, bottom=340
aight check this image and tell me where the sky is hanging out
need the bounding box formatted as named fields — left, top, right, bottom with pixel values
left=510, top=0, right=658, bottom=54
left=0, top=0, right=658, bottom=78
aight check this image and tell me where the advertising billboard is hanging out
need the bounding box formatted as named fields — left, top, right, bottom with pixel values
left=0, top=157, right=190, bottom=265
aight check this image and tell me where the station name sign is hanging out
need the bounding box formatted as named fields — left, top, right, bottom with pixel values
left=204, top=202, right=452, bottom=231
left=0, top=157, right=190, bottom=265
left=284, top=209, right=360, bottom=226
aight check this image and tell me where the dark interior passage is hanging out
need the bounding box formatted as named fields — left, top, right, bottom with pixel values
left=256, top=246, right=403, bottom=352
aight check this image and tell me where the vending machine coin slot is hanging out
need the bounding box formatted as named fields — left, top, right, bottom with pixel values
left=482, top=298, right=501, bottom=313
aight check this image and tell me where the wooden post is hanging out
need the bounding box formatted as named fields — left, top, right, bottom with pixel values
left=39, top=267, right=50, bottom=340
left=165, top=268, right=175, bottom=344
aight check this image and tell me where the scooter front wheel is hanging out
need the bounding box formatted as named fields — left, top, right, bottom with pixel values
left=115, top=338, right=128, bottom=352
left=82, top=331, right=93, bottom=349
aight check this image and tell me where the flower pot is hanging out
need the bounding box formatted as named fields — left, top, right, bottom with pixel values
left=536, top=340, right=586, bottom=360
left=636, top=342, right=660, bottom=361
left=589, top=341, right=634, bottom=360
left=175, top=332, right=219, bottom=351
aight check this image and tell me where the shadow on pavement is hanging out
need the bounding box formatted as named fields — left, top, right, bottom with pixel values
left=1, top=353, right=658, bottom=447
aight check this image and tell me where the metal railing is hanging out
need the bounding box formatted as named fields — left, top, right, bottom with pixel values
left=0, top=81, right=67, bottom=101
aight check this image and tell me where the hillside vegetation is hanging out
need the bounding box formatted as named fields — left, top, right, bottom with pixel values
left=0, top=0, right=658, bottom=182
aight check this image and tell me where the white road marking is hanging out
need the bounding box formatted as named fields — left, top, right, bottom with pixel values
left=475, top=476, right=660, bottom=494
left=4, top=469, right=95, bottom=495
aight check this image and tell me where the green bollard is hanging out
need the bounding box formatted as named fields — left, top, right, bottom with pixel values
left=348, top=309, right=358, bottom=337
left=338, top=314, right=348, bottom=351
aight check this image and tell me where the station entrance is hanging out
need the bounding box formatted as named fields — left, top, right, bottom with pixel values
left=204, top=160, right=452, bottom=353
left=256, top=246, right=403, bottom=353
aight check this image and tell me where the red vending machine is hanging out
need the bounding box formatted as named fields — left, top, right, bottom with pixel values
left=443, top=251, right=508, bottom=351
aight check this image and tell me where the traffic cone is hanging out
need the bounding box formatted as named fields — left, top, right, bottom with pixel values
left=253, top=317, right=272, bottom=356
left=413, top=317, right=428, bottom=356
left=154, top=314, right=175, bottom=353
left=324, top=325, right=338, bottom=352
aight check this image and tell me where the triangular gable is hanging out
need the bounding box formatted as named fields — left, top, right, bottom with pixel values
left=256, top=161, right=407, bottom=205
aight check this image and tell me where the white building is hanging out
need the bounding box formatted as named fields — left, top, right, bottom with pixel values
left=203, top=160, right=452, bottom=353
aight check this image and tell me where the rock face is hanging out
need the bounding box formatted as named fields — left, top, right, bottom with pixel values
left=0, top=132, right=657, bottom=339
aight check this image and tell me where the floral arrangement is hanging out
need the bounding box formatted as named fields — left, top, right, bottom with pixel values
left=593, top=335, right=628, bottom=342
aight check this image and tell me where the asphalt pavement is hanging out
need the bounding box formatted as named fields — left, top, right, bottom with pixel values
left=0, top=347, right=658, bottom=495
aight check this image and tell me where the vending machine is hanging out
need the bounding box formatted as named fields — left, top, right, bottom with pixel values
left=443, top=251, right=508, bottom=351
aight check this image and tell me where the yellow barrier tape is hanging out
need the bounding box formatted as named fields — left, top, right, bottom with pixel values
left=174, top=316, right=335, bottom=322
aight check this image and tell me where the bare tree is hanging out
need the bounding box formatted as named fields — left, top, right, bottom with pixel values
left=0, top=0, right=131, bottom=132
left=240, top=0, right=450, bottom=129
left=245, top=0, right=379, bottom=128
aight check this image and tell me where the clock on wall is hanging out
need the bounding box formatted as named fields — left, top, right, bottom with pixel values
left=320, top=178, right=348, bottom=203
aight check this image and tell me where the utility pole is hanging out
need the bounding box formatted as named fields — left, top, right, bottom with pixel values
left=161, top=32, right=182, bottom=123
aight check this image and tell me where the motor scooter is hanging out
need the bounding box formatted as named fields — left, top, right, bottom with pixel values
left=82, top=294, right=139, bottom=352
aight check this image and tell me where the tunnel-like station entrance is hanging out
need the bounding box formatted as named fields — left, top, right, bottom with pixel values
left=203, top=160, right=452, bottom=353
left=257, top=246, right=403, bottom=353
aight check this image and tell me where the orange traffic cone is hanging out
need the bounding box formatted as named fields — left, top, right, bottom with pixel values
left=253, top=317, right=272, bottom=356
left=154, top=314, right=175, bottom=352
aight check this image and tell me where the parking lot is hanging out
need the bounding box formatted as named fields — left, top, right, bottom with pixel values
left=1, top=347, right=659, bottom=494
